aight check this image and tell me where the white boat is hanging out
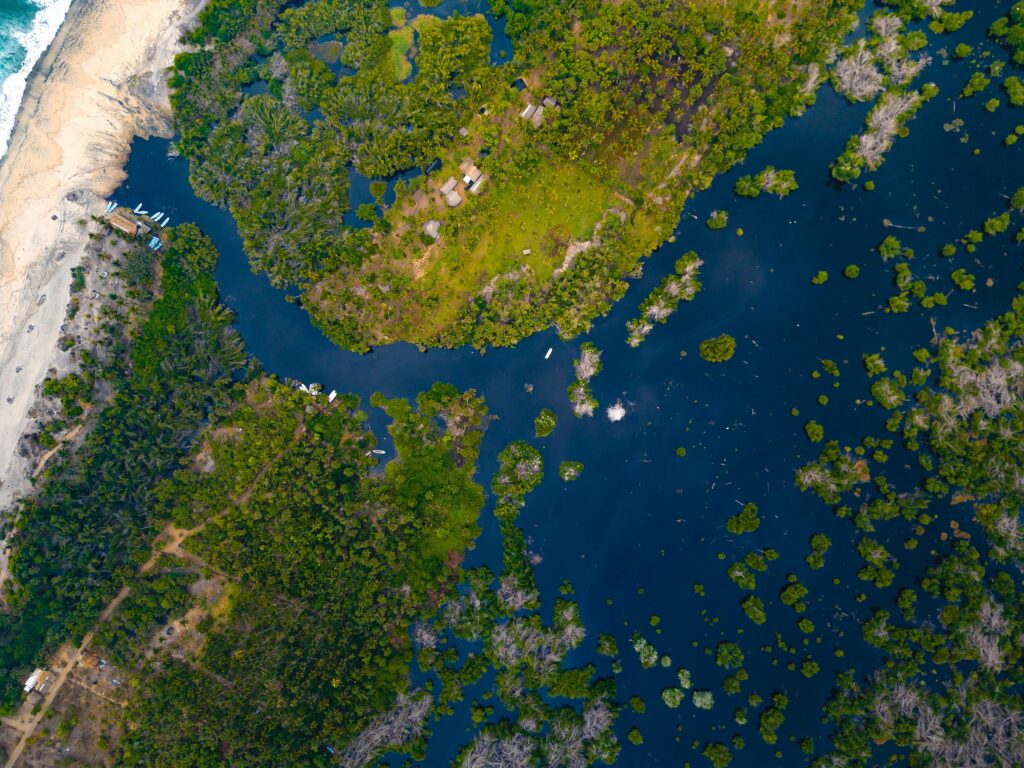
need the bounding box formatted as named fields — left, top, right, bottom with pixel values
left=328, top=390, right=337, bottom=402
left=372, top=449, right=386, bottom=455
left=544, top=347, right=552, bottom=359
left=161, top=216, right=171, bottom=226
left=152, top=211, right=163, bottom=220
left=298, top=383, right=309, bottom=393
left=138, top=210, right=149, bottom=216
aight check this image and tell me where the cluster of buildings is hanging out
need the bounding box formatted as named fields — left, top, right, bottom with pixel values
left=420, top=84, right=560, bottom=241
left=424, top=158, right=490, bottom=239
left=438, top=158, right=489, bottom=209
left=520, top=95, right=558, bottom=128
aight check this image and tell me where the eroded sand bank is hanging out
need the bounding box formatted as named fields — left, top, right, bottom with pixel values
left=0, top=0, right=205, bottom=516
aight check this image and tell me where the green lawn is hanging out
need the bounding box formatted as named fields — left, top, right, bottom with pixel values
left=387, top=27, right=414, bottom=81
left=417, top=161, right=617, bottom=333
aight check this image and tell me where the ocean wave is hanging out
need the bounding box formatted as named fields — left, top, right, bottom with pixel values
left=0, top=0, right=74, bottom=160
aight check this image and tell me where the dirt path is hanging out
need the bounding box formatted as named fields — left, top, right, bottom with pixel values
left=4, top=416, right=306, bottom=765
left=4, top=635, right=91, bottom=768
left=30, top=423, right=85, bottom=479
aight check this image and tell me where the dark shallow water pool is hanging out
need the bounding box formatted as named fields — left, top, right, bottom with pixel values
left=114, top=1, right=1022, bottom=762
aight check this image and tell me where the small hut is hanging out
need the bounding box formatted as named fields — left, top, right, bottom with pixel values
left=423, top=220, right=441, bottom=240
left=469, top=175, right=489, bottom=195
left=23, top=669, right=54, bottom=694
left=444, top=190, right=463, bottom=208
left=439, top=177, right=459, bottom=196
left=106, top=212, right=138, bottom=237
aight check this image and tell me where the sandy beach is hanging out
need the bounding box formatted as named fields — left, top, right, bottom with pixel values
left=0, top=0, right=205, bottom=520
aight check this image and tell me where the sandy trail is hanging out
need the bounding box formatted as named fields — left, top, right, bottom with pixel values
left=0, top=0, right=205, bottom=531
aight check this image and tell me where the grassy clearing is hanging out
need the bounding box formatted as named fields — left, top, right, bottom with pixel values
left=388, top=27, right=415, bottom=81
left=411, top=13, right=442, bottom=35
left=412, top=162, right=616, bottom=334
left=387, top=14, right=443, bottom=82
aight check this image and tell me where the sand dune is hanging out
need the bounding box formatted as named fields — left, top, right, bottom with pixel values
left=0, top=0, right=205, bottom=517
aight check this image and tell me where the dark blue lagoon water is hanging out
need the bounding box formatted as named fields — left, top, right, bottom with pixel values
left=114, top=1, right=1023, bottom=763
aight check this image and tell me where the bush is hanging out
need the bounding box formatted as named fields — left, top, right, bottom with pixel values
left=534, top=408, right=557, bottom=437
left=706, top=210, right=729, bottom=230
left=726, top=502, right=760, bottom=534
left=662, top=688, right=684, bottom=708
left=741, top=596, right=766, bottom=624
left=693, top=690, right=715, bottom=710
left=703, top=742, right=732, bottom=768
left=699, top=334, right=736, bottom=363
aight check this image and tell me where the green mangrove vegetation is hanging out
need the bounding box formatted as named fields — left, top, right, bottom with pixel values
left=168, top=0, right=863, bottom=352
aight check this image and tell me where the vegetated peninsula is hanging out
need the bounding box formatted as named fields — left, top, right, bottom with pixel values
left=171, top=0, right=858, bottom=352
left=0, top=224, right=497, bottom=763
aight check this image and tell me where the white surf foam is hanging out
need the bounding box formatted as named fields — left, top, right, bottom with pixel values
left=0, top=0, right=74, bottom=160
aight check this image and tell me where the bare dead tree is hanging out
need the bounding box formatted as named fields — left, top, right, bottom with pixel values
left=966, top=625, right=1004, bottom=671
left=583, top=701, right=612, bottom=741
left=497, top=575, right=537, bottom=612
left=922, top=0, right=954, bottom=17
left=915, top=703, right=946, bottom=755
left=803, top=62, right=823, bottom=95
left=574, top=347, right=602, bottom=381
left=857, top=90, right=920, bottom=167
left=872, top=14, right=904, bottom=38
left=337, top=692, right=431, bottom=768
left=569, top=382, right=595, bottom=418
left=645, top=300, right=672, bottom=322
left=980, top=600, right=1009, bottom=636
left=835, top=40, right=884, bottom=101
left=462, top=732, right=535, bottom=768
left=796, top=465, right=839, bottom=496
left=890, top=54, right=931, bottom=86
left=413, top=622, right=437, bottom=650
left=547, top=722, right=585, bottom=768
left=947, top=357, right=1024, bottom=419
left=626, top=319, right=654, bottom=347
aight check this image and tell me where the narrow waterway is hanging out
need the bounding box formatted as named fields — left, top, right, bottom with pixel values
left=113, top=1, right=1022, bottom=762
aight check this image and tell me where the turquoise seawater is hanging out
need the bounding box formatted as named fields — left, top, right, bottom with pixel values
left=0, top=0, right=72, bottom=158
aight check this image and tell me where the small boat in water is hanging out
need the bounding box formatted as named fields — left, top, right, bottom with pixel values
left=328, top=390, right=337, bottom=402
left=372, top=449, right=386, bottom=455
left=544, top=348, right=552, bottom=359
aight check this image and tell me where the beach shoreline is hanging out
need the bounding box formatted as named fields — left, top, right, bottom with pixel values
left=0, top=0, right=205, bottom=527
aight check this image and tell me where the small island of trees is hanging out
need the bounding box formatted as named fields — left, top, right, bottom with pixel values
left=699, top=334, right=737, bottom=363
